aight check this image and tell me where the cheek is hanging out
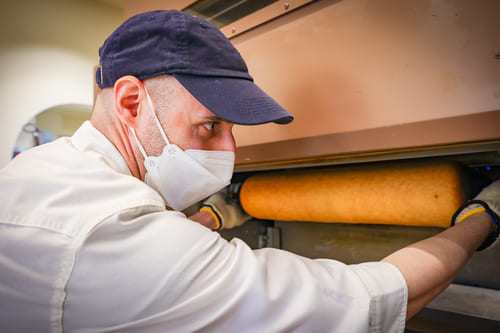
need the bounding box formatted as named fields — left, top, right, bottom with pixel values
left=221, top=134, right=236, bottom=152
left=166, top=123, right=205, bottom=150
left=159, top=113, right=190, bottom=148
left=204, top=130, right=236, bottom=152
left=186, top=131, right=205, bottom=150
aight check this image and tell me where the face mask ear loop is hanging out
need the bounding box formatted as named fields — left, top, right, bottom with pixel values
left=145, top=88, right=171, bottom=146
left=129, top=127, right=148, bottom=159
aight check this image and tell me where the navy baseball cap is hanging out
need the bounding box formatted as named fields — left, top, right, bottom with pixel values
left=96, top=10, right=293, bottom=125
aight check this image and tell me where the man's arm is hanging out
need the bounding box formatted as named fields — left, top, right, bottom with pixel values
left=382, top=211, right=495, bottom=320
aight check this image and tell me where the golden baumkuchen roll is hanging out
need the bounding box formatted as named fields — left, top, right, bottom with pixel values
left=239, top=162, right=467, bottom=227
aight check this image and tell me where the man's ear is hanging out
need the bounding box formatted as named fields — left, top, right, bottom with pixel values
left=114, top=76, right=145, bottom=128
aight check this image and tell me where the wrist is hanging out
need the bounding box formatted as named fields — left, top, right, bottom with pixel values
left=465, top=211, right=497, bottom=233
left=200, top=205, right=222, bottom=230
left=189, top=209, right=220, bottom=230
left=452, top=200, right=499, bottom=250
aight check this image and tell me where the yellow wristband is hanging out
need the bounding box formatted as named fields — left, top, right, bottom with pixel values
left=456, top=206, right=486, bottom=224
left=200, top=206, right=221, bottom=229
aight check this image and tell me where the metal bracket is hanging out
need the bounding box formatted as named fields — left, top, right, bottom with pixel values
left=258, top=225, right=281, bottom=249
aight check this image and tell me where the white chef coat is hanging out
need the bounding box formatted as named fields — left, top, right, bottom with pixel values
left=0, top=121, right=407, bottom=332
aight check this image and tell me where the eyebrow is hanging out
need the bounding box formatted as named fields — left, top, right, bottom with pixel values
left=201, top=114, right=224, bottom=122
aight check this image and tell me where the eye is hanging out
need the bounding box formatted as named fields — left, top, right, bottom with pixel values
left=203, top=122, right=216, bottom=131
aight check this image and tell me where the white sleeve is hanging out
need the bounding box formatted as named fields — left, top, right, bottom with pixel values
left=64, top=207, right=407, bottom=333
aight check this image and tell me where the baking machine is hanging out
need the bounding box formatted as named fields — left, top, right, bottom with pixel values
left=220, top=110, right=500, bottom=332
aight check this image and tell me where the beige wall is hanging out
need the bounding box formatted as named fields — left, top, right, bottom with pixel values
left=124, top=0, right=195, bottom=17
left=0, top=0, right=123, bottom=166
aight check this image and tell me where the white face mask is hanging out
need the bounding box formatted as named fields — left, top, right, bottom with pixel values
left=130, top=89, right=235, bottom=211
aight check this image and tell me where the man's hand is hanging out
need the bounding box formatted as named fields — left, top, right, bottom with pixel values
left=452, top=179, right=500, bottom=250
left=200, top=187, right=252, bottom=230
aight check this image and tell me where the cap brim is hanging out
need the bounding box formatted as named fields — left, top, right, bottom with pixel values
left=173, top=73, right=293, bottom=125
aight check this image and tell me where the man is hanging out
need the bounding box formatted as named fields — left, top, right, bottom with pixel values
left=0, top=9, right=498, bottom=332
